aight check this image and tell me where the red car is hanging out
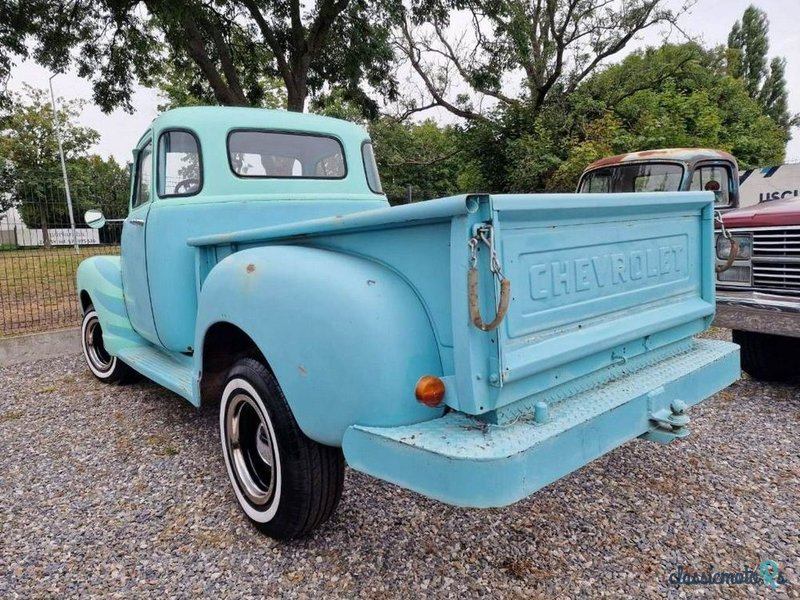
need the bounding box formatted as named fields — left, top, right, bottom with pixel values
left=715, top=196, right=800, bottom=381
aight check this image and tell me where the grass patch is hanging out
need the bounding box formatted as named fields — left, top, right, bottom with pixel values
left=0, top=410, right=24, bottom=422
left=146, top=434, right=179, bottom=456
left=0, top=245, right=120, bottom=336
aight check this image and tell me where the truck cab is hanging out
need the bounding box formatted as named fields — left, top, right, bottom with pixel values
left=578, top=148, right=740, bottom=210
left=77, top=109, right=739, bottom=540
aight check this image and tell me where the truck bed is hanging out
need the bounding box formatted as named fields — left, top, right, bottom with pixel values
left=190, top=192, right=718, bottom=420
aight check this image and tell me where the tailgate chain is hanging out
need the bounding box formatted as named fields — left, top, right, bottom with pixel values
left=714, top=210, right=739, bottom=274
left=468, top=224, right=512, bottom=332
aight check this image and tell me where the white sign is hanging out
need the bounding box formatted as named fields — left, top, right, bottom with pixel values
left=16, top=228, right=101, bottom=247
left=739, top=163, right=800, bottom=207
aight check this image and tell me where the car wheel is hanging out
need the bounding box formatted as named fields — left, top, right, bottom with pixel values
left=81, top=305, right=134, bottom=383
left=220, top=357, right=345, bottom=539
left=732, top=329, right=798, bottom=382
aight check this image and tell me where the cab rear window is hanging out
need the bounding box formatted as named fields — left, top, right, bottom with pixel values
left=228, top=130, right=346, bottom=179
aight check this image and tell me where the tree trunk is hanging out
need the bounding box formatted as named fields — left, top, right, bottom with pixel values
left=39, top=200, right=50, bottom=249
left=286, top=81, right=307, bottom=112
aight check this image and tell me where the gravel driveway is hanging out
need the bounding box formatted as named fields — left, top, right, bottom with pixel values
left=1, top=331, right=798, bottom=599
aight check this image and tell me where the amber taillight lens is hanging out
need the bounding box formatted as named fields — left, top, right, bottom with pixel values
left=415, top=376, right=445, bottom=407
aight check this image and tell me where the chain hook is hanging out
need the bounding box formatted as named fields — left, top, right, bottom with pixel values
left=468, top=224, right=512, bottom=332
left=713, top=209, right=739, bottom=273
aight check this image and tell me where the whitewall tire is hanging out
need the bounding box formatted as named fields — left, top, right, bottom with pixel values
left=219, top=358, right=345, bottom=539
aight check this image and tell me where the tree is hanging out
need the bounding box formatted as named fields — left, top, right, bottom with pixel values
left=368, top=118, right=482, bottom=203
left=0, top=2, right=44, bottom=112
left=393, top=0, right=686, bottom=122
left=447, top=42, right=789, bottom=195
left=726, top=5, right=768, bottom=97
left=759, top=57, right=794, bottom=135
left=25, top=0, right=399, bottom=115
left=0, top=158, right=15, bottom=219
left=0, top=86, right=99, bottom=246
left=547, top=43, right=787, bottom=190
left=150, top=57, right=287, bottom=112
left=727, top=5, right=797, bottom=141
left=67, top=155, right=130, bottom=221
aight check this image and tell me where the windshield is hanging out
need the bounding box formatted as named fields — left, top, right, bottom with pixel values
left=579, top=163, right=684, bottom=193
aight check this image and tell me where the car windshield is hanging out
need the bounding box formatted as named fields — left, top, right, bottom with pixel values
left=579, top=163, right=684, bottom=193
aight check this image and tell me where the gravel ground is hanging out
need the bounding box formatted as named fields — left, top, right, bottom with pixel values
left=1, top=330, right=798, bottom=599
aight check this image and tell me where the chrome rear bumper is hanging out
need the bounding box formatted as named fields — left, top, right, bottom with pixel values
left=714, top=289, right=800, bottom=337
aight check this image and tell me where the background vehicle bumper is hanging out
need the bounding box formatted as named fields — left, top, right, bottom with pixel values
left=342, top=339, right=739, bottom=508
left=714, top=289, right=800, bottom=337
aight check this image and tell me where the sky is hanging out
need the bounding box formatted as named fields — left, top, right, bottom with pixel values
left=6, top=0, right=800, bottom=164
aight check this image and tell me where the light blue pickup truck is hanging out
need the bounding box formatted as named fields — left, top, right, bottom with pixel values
left=78, top=107, right=740, bottom=539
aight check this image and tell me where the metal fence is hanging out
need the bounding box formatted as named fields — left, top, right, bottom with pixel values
left=0, top=176, right=124, bottom=337
left=0, top=175, right=457, bottom=337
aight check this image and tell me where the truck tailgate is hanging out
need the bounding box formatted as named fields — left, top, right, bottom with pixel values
left=455, top=192, right=716, bottom=417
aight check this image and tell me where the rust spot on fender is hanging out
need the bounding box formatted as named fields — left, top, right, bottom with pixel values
left=246, top=264, right=256, bottom=273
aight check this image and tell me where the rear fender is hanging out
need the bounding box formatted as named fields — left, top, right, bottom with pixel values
left=195, top=246, right=445, bottom=446
left=76, top=256, right=148, bottom=356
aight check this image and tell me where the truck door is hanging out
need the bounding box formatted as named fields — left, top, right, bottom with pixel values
left=121, top=138, right=160, bottom=345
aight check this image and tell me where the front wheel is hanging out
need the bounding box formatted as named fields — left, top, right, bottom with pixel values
left=80, top=305, right=134, bottom=383
left=732, top=329, right=799, bottom=382
left=220, top=358, right=345, bottom=539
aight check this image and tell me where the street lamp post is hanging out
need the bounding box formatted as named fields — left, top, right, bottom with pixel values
left=48, top=73, right=80, bottom=254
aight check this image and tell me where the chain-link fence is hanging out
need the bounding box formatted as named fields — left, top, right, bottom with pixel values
left=0, top=174, right=125, bottom=337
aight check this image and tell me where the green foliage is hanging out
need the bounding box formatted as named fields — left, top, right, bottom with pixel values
left=368, top=118, right=483, bottom=204
left=726, top=5, right=798, bottom=141
left=67, top=155, right=130, bottom=220
left=727, top=6, right=769, bottom=98
left=0, top=86, right=98, bottom=168
left=309, top=90, right=367, bottom=123
left=151, top=59, right=287, bottom=112
left=759, top=57, right=794, bottom=135
left=400, top=0, right=683, bottom=121
left=453, top=42, right=789, bottom=194
left=18, top=0, right=398, bottom=115
left=0, top=87, right=129, bottom=240
left=557, top=44, right=786, bottom=179
left=0, top=2, right=47, bottom=112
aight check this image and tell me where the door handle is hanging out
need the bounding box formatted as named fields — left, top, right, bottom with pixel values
left=128, top=218, right=145, bottom=226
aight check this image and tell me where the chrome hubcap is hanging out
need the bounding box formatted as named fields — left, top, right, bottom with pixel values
left=84, top=317, right=113, bottom=371
left=255, top=423, right=274, bottom=467
left=226, top=393, right=276, bottom=506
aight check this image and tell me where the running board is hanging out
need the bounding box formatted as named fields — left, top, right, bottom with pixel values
left=117, top=345, right=194, bottom=401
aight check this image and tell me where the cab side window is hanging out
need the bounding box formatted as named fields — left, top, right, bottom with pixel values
left=158, top=130, right=202, bottom=197
left=133, top=141, right=153, bottom=208
left=690, top=165, right=732, bottom=206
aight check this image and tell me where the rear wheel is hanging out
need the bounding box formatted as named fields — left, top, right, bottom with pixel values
left=220, top=358, right=344, bottom=539
left=80, top=305, right=134, bottom=383
left=732, top=329, right=798, bottom=382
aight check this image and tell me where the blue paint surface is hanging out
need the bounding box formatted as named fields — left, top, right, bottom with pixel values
left=76, top=107, right=739, bottom=508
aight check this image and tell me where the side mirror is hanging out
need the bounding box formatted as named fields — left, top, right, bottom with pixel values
left=84, top=209, right=106, bottom=229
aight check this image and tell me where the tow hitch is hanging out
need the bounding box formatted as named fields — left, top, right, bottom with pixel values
left=640, top=398, right=691, bottom=445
